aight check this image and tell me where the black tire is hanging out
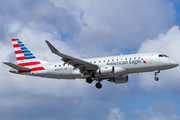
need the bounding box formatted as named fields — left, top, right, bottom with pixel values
left=96, top=83, right=102, bottom=89
left=155, top=77, right=159, bottom=81
left=86, top=77, right=93, bottom=84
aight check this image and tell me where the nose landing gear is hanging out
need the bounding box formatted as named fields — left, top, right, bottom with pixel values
left=154, top=70, right=160, bottom=81
left=154, top=77, right=159, bottom=81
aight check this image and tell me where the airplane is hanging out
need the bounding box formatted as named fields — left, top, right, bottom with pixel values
left=3, top=38, right=179, bottom=89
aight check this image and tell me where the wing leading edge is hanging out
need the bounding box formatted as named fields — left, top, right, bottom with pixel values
left=45, top=40, right=98, bottom=74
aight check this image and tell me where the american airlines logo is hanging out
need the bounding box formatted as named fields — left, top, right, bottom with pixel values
left=141, top=58, right=146, bottom=63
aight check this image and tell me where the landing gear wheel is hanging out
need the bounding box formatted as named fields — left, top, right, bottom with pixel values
left=86, top=77, right=93, bottom=84
left=154, top=77, right=159, bottom=81
left=154, top=70, right=160, bottom=81
left=95, top=82, right=102, bottom=89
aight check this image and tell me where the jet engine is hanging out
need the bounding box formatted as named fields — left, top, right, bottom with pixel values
left=96, top=66, right=127, bottom=75
left=108, top=75, right=128, bottom=84
left=97, top=66, right=114, bottom=75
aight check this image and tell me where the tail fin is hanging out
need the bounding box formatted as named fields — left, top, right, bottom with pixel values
left=12, top=38, right=46, bottom=72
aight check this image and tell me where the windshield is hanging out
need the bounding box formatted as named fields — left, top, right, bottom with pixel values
left=159, top=54, right=169, bottom=57
left=163, top=54, right=169, bottom=57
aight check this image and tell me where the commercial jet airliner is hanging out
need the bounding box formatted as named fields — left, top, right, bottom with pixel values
left=3, top=38, right=179, bottom=89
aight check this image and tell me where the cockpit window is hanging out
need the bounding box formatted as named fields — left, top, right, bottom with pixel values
left=159, top=54, right=169, bottom=57
left=163, top=54, right=169, bottom=57
left=159, top=54, right=163, bottom=57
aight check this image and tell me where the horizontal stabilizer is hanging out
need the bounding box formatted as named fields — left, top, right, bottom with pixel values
left=3, top=62, right=32, bottom=71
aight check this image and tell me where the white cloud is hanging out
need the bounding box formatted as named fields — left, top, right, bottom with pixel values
left=1, top=0, right=177, bottom=57
left=107, top=102, right=180, bottom=120
left=50, top=0, right=176, bottom=56
left=131, top=102, right=180, bottom=120
left=107, top=108, right=126, bottom=120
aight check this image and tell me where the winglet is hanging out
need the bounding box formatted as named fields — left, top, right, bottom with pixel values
left=45, top=40, right=59, bottom=54
left=3, top=62, right=32, bottom=71
left=45, top=40, right=74, bottom=60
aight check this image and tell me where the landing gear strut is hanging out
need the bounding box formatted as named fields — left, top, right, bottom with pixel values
left=95, top=82, right=102, bottom=89
left=154, top=70, right=160, bottom=81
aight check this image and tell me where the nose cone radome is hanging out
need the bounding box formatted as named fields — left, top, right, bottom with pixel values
left=172, top=60, right=179, bottom=67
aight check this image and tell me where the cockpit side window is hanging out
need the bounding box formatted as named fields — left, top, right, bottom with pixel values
left=163, top=54, right=169, bottom=57
left=159, top=54, right=163, bottom=57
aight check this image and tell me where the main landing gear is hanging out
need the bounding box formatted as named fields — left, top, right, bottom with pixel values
left=95, top=82, right=102, bottom=89
left=86, top=77, right=93, bottom=84
left=154, top=70, right=160, bottom=81
left=86, top=77, right=102, bottom=89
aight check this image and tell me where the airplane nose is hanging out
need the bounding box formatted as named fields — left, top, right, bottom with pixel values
left=174, top=62, right=179, bottom=67
left=171, top=60, right=179, bottom=67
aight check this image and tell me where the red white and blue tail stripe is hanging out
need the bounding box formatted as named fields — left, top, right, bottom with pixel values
left=12, top=38, right=46, bottom=72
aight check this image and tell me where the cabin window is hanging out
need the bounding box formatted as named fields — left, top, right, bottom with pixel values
left=125, top=58, right=127, bottom=60
left=59, top=65, right=61, bottom=67
left=134, top=57, right=136, bottom=59
left=108, top=60, right=110, bottom=62
left=112, top=59, right=114, bottom=61
left=99, top=61, right=101, bottom=63
left=55, top=65, right=57, bottom=67
left=130, top=58, right=132, bottom=60
left=94, top=61, right=96, bottom=63
left=121, top=58, right=123, bottom=61
left=103, top=60, right=105, bottom=62
left=138, top=57, right=140, bottom=59
left=116, top=59, right=118, bottom=61
left=159, top=54, right=163, bottom=57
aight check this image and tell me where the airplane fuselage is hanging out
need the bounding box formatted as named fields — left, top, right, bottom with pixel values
left=19, top=53, right=178, bottom=79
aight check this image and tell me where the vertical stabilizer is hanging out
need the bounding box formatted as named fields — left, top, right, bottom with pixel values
left=12, top=38, right=46, bottom=72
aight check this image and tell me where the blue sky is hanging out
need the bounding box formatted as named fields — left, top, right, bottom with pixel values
left=1, top=0, right=180, bottom=120
left=173, top=0, right=180, bottom=26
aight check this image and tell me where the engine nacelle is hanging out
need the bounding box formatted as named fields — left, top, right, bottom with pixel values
left=96, top=66, right=127, bottom=75
left=113, top=66, right=127, bottom=74
left=108, top=75, right=128, bottom=84
left=97, top=66, right=114, bottom=75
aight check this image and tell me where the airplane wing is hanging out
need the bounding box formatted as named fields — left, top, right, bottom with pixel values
left=45, top=40, right=98, bottom=74
left=3, top=62, right=32, bottom=71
